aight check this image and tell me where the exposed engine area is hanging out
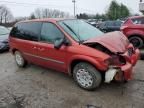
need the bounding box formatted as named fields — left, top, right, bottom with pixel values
left=85, top=42, right=126, bottom=66
left=85, top=43, right=113, bottom=55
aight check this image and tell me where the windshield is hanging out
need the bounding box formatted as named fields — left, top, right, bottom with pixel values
left=58, top=19, right=104, bottom=42
left=0, top=26, right=10, bottom=35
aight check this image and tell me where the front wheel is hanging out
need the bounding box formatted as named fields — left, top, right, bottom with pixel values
left=14, top=51, right=27, bottom=67
left=73, top=62, right=102, bottom=90
left=129, top=36, right=143, bottom=48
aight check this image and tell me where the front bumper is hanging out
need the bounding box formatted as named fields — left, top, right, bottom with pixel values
left=122, top=49, right=140, bottom=80
left=105, top=49, right=140, bottom=83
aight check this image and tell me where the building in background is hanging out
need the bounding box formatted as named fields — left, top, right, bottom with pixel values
left=139, top=0, right=144, bottom=13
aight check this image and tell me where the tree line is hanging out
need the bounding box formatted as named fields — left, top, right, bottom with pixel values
left=0, top=0, right=142, bottom=25
left=0, top=5, right=14, bottom=24
left=0, top=6, right=70, bottom=25
left=77, top=0, right=131, bottom=20
left=30, top=8, right=70, bottom=19
left=106, top=0, right=130, bottom=20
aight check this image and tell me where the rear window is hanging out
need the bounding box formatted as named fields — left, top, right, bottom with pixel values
left=10, top=22, right=42, bottom=41
left=105, top=21, right=113, bottom=26
left=131, top=17, right=144, bottom=24
left=114, top=21, right=122, bottom=26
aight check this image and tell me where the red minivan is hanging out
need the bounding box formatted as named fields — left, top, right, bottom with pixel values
left=9, top=19, right=140, bottom=90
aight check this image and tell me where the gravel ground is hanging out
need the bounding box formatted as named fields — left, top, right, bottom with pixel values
left=0, top=52, right=144, bottom=108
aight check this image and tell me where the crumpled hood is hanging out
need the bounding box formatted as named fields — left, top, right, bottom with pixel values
left=84, top=31, right=129, bottom=53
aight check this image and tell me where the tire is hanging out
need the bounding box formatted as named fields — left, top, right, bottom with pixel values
left=14, top=51, right=27, bottom=67
left=129, top=36, right=143, bottom=48
left=73, top=62, right=102, bottom=90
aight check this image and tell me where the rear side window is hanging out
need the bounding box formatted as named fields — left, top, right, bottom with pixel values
left=10, top=22, right=42, bottom=41
left=132, top=17, right=144, bottom=24
left=40, top=23, right=64, bottom=43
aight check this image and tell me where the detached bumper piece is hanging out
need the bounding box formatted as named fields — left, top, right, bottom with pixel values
left=105, top=68, right=118, bottom=83
left=105, top=68, right=124, bottom=83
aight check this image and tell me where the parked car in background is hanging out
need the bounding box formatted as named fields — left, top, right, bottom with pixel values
left=8, top=27, right=13, bottom=31
left=0, top=26, right=10, bottom=52
left=121, top=16, right=144, bottom=48
left=87, top=19, right=103, bottom=28
left=88, top=21, right=97, bottom=27
left=99, top=21, right=122, bottom=33
left=9, top=19, right=139, bottom=90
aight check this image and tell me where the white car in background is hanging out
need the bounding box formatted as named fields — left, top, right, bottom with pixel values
left=0, top=26, right=10, bottom=52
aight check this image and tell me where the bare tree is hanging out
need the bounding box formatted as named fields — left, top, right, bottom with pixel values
left=34, top=8, right=43, bottom=19
left=30, top=8, right=70, bottom=19
left=15, top=17, right=28, bottom=22
left=0, top=6, right=5, bottom=23
left=0, top=5, right=14, bottom=23
left=42, top=9, right=49, bottom=18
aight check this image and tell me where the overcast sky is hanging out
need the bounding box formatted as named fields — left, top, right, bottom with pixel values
left=0, top=0, right=141, bottom=17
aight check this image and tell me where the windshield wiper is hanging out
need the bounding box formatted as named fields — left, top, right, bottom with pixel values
left=79, top=40, right=87, bottom=43
left=62, top=22, right=82, bottom=44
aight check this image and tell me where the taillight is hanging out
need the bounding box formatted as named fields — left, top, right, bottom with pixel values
left=105, top=55, right=126, bottom=66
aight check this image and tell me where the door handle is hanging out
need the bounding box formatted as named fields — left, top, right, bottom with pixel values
left=38, top=48, right=45, bottom=51
left=32, top=46, right=45, bottom=51
left=33, top=46, right=37, bottom=50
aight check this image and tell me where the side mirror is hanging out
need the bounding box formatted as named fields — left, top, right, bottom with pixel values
left=63, top=39, right=70, bottom=46
left=54, top=38, right=70, bottom=49
left=54, top=38, right=64, bottom=49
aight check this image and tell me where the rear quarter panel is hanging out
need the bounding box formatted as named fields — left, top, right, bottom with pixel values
left=9, top=37, right=39, bottom=63
left=123, top=25, right=144, bottom=38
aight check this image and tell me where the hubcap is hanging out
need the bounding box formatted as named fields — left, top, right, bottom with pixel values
left=15, top=53, right=23, bottom=66
left=76, top=69, right=93, bottom=88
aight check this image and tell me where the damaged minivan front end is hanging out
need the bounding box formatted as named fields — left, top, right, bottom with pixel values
left=84, top=31, right=140, bottom=83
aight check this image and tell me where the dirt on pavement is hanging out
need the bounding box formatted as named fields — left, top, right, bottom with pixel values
left=0, top=52, right=144, bottom=108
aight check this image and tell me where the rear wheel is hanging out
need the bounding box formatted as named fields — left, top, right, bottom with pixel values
left=14, top=51, right=27, bottom=67
left=73, top=62, right=102, bottom=90
left=129, top=36, right=143, bottom=48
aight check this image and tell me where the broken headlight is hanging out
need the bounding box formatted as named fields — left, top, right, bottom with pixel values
left=105, top=55, right=126, bottom=66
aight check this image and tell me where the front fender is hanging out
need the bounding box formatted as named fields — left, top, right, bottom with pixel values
left=68, top=55, right=108, bottom=74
